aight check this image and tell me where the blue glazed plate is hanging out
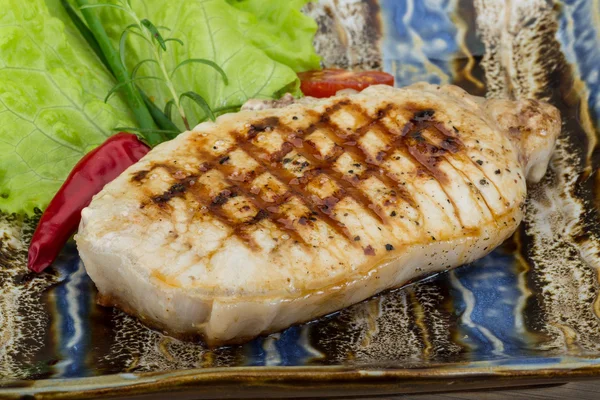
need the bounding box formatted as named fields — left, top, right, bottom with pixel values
left=2, top=0, right=600, bottom=398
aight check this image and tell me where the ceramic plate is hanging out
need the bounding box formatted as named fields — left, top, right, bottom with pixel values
left=2, top=0, right=600, bottom=398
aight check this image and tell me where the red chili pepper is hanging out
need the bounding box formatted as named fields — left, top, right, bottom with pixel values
left=28, top=133, right=150, bottom=273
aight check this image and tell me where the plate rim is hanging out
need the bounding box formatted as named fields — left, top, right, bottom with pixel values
left=3, top=360, right=600, bottom=399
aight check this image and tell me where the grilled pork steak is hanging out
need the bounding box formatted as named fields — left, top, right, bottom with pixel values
left=76, top=83, right=560, bottom=345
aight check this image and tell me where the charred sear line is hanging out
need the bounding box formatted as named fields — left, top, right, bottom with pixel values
left=130, top=162, right=182, bottom=184
left=211, top=189, right=235, bottom=207
left=281, top=105, right=390, bottom=226
left=413, top=109, right=436, bottom=122
left=131, top=169, right=149, bottom=182
left=397, top=122, right=464, bottom=187
left=141, top=100, right=468, bottom=252
left=152, top=182, right=188, bottom=204
left=251, top=209, right=269, bottom=223
left=235, top=127, right=358, bottom=242
left=195, top=139, right=309, bottom=245
left=355, top=104, right=467, bottom=227
left=302, top=102, right=460, bottom=226
left=327, top=102, right=463, bottom=200
left=270, top=141, right=295, bottom=163
left=247, top=116, right=281, bottom=139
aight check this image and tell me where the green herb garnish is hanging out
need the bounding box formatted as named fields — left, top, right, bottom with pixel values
left=0, top=0, right=319, bottom=214
left=73, top=0, right=228, bottom=140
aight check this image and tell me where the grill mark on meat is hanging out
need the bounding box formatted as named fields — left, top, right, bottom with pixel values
left=246, top=116, right=280, bottom=139
left=140, top=99, right=474, bottom=252
left=314, top=114, right=406, bottom=218
left=458, top=152, right=508, bottom=206
left=295, top=102, right=464, bottom=230
left=331, top=103, right=463, bottom=219
left=141, top=162, right=182, bottom=177
left=133, top=161, right=215, bottom=186
left=233, top=133, right=357, bottom=242
left=269, top=141, right=295, bottom=163
left=445, top=157, right=501, bottom=224
left=435, top=121, right=506, bottom=201
left=150, top=163, right=308, bottom=248
left=413, top=109, right=436, bottom=122
left=170, top=173, right=262, bottom=249
left=131, top=169, right=149, bottom=182
left=361, top=107, right=468, bottom=229
left=270, top=103, right=464, bottom=235
left=303, top=103, right=415, bottom=222
left=277, top=124, right=389, bottom=225
left=404, top=138, right=448, bottom=183
left=210, top=189, right=234, bottom=207
left=205, top=156, right=309, bottom=247
left=396, top=120, right=462, bottom=186
left=152, top=183, right=187, bottom=204
left=442, top=158, right=497, bottom=222
left=228, top=107, right=390, bottom=240
left=137, top=165, right=260, bottom=249
left=423, top=175, right=465, bottom=230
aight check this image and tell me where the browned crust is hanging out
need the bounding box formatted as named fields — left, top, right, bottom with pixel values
left=94, top=211, right=518, bottom=347
left=130, top=100, right=466, bottom=253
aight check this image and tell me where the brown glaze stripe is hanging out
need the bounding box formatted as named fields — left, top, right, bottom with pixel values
left=455, top=152, right=507, bottom=213
left=185, top=175, right=264, bottom=249
left=275, top=120, right=389, bottom=225
left=135, top=163, right=212, bottom=210
left=403, top=125, right=470, bottom=228
left=431, top=121, right=507, bottom=206
left=130, top=142, right=240, bottom=187
left=231, top=117, right=396, bottom=241
left=442, top=157, right=499, bottom=222
left=406, top=123, right=490, bottom=223
left=317, top=104, right=432, bottom=216
left=428, top=122, right=502, bottom=219
left=399, top=126, right=469, bottom=228
left=294, top=102, right=454, bottom=227
left=132, top=162, right=201, bottom=183
left=341, top=104, right=469, bottom=229
left=189, top=150, right=309, bottom=247
left=136, top=147, right=276, bottom=249
left=141, top=99, right=476, bottom=251
left=232, top=137, right=356, bottom=242
left=158, top=103, right=434, bottom=245
left=141, top=131, right=352, bottom=246
left=456, top=150, right=509, bottom=206
left=300, top=146, right=389, bottom=224
left=297, top=105, right=405, bottom=223
left=139, top=168, right=263, bottom=249
left=212, top=160, right=310, bottom=247
left=318, top=104, right=424, bottom=204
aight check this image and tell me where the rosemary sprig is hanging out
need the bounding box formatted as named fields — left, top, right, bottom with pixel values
left=129, top=16, right=192, bottom=129
left=61, top=0, right=179, bottom=137
left=75, top=0, right=164, bottom=146
left=70, top=0, right=229, bottom=142
left=88, top=1, right=227, bottom=130
left=140, top=91, right=179, bottom=136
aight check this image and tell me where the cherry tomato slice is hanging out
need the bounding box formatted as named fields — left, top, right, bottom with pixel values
left=298, top=69, right=394, bottom=98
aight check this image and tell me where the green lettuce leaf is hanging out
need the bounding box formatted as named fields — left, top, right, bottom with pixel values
left=226, top=0, right=321, bottom=72
left=96, top=0, right=319, bottom=129
left=0, top=0, right=135, bottom=214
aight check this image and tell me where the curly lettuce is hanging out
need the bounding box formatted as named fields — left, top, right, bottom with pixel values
left=96, top=0, right=320, bottom=129
left=0, top=0, right=319, bottom=214
left=0, top=0, right=135, bottom=214
left=226, top=0, right=321, bottom=72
